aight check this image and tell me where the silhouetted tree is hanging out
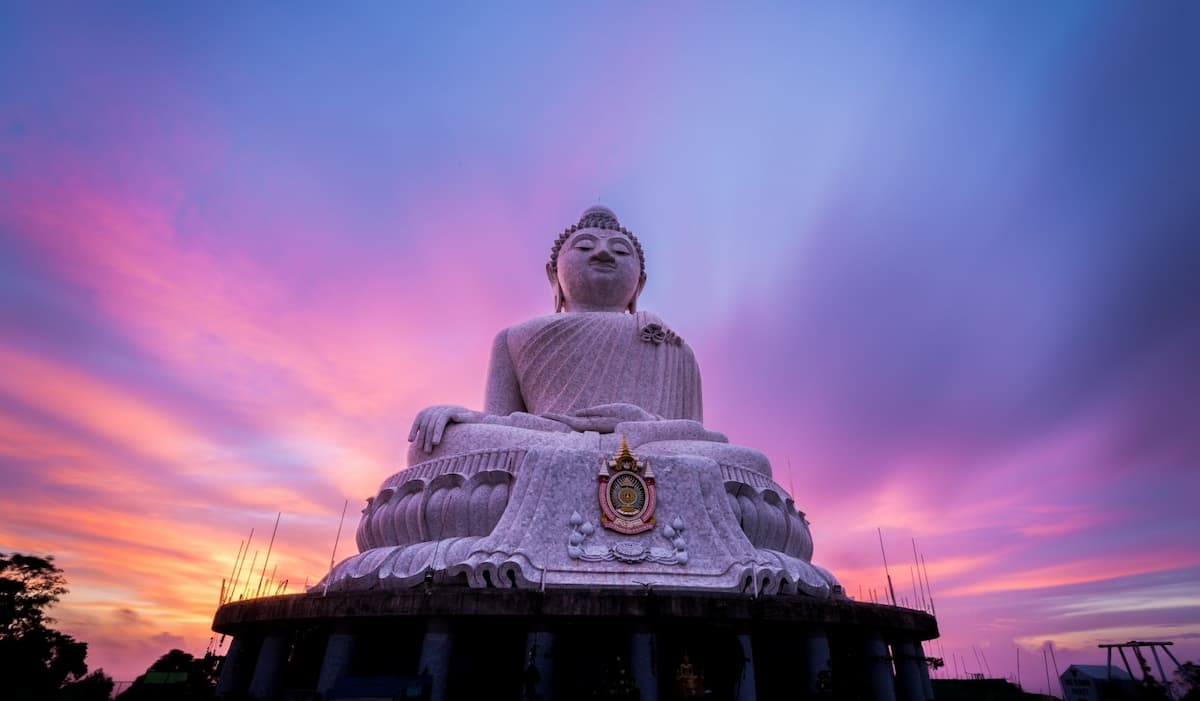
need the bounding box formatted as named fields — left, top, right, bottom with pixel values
left=1132, top=647, right=1172, bottom=700
left=1, top=553, right=68, bottom=634
left=115, top=648, right=219, bottom=700
left=63, top=670, right=117, bottom=700
left=0, top=552, right=114, bottom=700
left=1176, top=662, right=1200, bottom=701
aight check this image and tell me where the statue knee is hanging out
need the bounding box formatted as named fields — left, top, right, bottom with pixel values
left=407, top=422, right=579, bottom=467
left=638, top=440, right=772, bottom=477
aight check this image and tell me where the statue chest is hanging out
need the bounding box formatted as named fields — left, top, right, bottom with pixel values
left=509, top=313, right=700, bottom=420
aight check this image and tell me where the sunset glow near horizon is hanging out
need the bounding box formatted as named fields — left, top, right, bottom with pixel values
left=2, top=2, right=1199, bottom=691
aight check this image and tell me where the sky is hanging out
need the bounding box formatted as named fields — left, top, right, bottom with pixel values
left=1, top=0, right=1198, bottom=693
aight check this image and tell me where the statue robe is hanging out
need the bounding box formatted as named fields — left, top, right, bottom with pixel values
left=410, top=309, right=753, bottom=473
left=500, top=311, right=703, bottom=422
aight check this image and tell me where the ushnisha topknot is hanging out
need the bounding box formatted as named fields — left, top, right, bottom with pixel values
left=548, top=206, right=645, bottom=279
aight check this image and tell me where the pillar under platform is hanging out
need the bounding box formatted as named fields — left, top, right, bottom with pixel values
left=213, top=588, right=938, bottom=700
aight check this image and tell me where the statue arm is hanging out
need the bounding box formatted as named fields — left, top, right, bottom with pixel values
left=408, top=330, right=522, bottom=453
left=484, top=328, right=526, bottom=416
left=408, top=404, right=481, bottom=453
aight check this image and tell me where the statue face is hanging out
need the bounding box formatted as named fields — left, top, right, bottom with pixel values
left=553, top=228, right=644, bottom=312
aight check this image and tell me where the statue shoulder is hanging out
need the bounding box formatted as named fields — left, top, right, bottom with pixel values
left=500, top=311, right=696, bottom=358
left=633, top=310, right=693, bottom=352
left=499, top=314, right=559, bottom=356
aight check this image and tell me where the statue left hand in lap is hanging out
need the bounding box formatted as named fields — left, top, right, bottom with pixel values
left=540, top=403, right=662, bottom=434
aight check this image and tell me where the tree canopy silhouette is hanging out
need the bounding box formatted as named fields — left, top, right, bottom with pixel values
left=1177, top=662, right=1200, bottom=701
left=0, top=552, right=113, bottom=701
left=115, top=648, right=219, bottom=700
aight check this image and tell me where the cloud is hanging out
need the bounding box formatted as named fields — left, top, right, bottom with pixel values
left=2, top=1, right=1199, bottom=688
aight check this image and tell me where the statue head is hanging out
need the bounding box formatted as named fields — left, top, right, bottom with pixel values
left=547, top=206, right=647, bottom=313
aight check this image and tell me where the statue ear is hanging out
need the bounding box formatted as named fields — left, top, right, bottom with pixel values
left=627, top=273, right=647, bottom=314
left=546, top=262, right=564, bottom=313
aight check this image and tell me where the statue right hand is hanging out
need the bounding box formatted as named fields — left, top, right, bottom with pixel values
left=408, top=405, right=481, bottom=454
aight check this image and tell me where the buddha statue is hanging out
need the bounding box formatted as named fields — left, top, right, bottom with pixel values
left=322, top=207, right=840, bottom=598
left=406, top=205, right=769, bottom=477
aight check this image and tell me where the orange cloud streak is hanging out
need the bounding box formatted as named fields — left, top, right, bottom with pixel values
left=944, top=550, right=1200, bottom=597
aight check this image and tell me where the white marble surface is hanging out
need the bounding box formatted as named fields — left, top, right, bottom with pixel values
left=321, top=445, right=838, bottom=597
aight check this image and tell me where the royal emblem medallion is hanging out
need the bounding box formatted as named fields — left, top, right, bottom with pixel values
left=598, top=436, right=656, bottom=534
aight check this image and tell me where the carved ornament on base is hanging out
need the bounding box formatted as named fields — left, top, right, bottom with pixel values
left=598, top=436, right=656, bottom=534
left=567, top=511, right=687, bottom=565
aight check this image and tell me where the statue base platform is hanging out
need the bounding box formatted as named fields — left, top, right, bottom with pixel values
left=323, top=446, right=839, bottom=598
left=212, top=587, right=939, bottom=700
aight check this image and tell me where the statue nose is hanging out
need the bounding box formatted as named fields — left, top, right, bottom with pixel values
left=591, top=249, right=615, bottom=262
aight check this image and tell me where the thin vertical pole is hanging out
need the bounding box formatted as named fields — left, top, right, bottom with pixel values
left=323, top=499, right=350, bottom=596
left=1043, top=648, right=1051, bottom=695
left=912, top=539, right=928, bottom=611
left=920, top=554, right=936, bottom=616
left=877, top=527, right=897, bottom=606
left=1161, top=644, right=1182, bottom=668
left=260, top=564, right=277, bottom=597
left=241, top=551, right=259, bottom=599
left=230, top=529, right=254, bottom=604
left=256, top=512, right=281, bottom=599
left=1150, top=645, right=1169, bottom=693
left=225, top=539, right=245, bottom=605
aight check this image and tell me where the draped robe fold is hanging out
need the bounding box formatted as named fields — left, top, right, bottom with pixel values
left=503, top=311, right=703, bottom=421
left=407, top=310, right=771, bottom=475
